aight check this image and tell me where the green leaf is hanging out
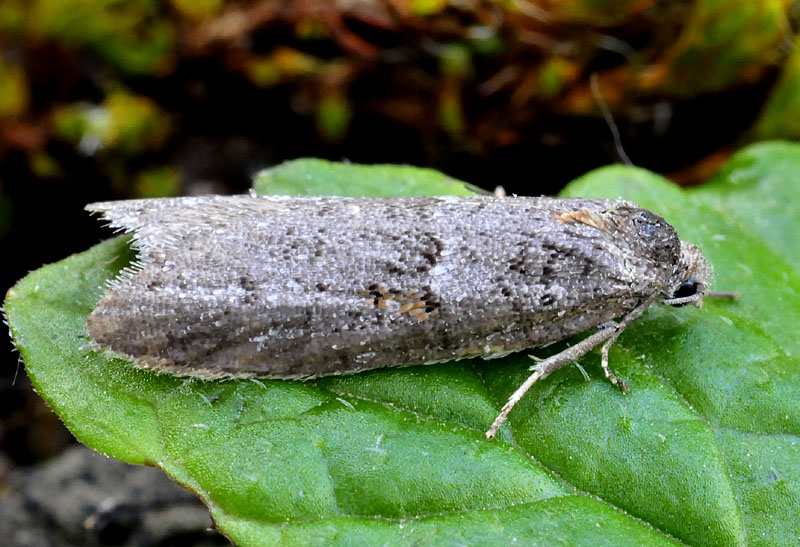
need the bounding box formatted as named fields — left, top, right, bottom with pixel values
left=252, top=157, right=476, bottom=197
left=5, top=145, right=799, bottom=545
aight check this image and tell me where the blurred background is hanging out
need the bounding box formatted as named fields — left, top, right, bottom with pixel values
left=1, top=0, right=799, bottom=543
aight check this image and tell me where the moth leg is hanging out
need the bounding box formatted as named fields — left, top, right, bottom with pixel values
left=600, top=332, right=628, bottom=391
left=599, top=292, right=661, bottom=392
left=485, top=293, right=661, bottom=440
left=485, top=326, right=618, bottom=439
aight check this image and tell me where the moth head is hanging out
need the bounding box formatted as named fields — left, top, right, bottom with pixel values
left=665, top=241, right=713, bottom=307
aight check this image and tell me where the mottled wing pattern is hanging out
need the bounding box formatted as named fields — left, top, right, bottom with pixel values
left=86, top=195, right=681, bottom=379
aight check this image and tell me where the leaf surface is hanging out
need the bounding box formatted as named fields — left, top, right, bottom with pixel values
left=6, top=145, right=799, bottom=545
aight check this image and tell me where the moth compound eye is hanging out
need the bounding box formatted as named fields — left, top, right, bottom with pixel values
left=671, top=278, right=699, bottom=306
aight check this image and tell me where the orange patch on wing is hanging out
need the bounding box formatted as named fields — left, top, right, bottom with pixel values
left=408, top=308, right=427, bottom=322
left=550, top=209, right=610, bottom=232
left=362, top=284, right=440, bottom=322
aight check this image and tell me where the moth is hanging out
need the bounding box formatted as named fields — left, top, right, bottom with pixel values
left=86, top=195, right=733, bottom=438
